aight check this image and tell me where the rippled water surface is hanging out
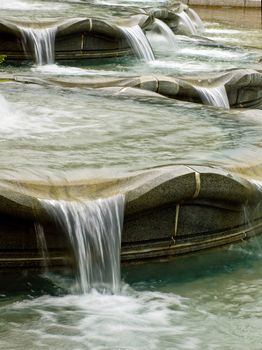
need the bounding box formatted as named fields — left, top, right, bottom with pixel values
left=0, top=1, right=262, bottom=181
left=0, top=1, right=262, bottom=349
left=1, top=239, right=262, bottom=350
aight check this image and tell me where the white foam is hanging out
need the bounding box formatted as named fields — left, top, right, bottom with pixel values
left=179, top=47, right=248, bottom=60
left=32, top=64, right=118, bottom=76
left=9, top=288, right=191, bottom=349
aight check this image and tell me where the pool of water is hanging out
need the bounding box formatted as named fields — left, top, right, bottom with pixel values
left=1, top=238, right=262, bottom=350
left=0, top=1, right=262, bottom=349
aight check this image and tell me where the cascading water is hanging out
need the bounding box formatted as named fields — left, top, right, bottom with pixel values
left=195, top=85, right=230, bottom=109
left=120, top=25, right=155, bottom=61
left=42, top=195, right=125, bottom=294
left=187, top=8, right=205, bottom=33
left=20, top=26, right=57, bottom=65
left=177, top=11, right=197, bottom=36
left=153, top=18, right=176, bottom=47
left=35, top=223, right=49, bottom=269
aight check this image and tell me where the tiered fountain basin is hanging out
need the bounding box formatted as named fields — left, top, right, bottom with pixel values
left=0, top=2, right=261, bottom=270
left=0, top=2, right=204, bottom=62
left=1, top=1, right=262, bottom=109
left=0, top=17, right=132, bottom=61
left=3, top=68, right=262, bottom=108
left=0, top=165, right=261, bottom=268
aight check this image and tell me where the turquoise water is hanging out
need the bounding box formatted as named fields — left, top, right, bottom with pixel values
left=1, top=238, right=262, bottom=349
left=0, top=1, right=262, bottom=349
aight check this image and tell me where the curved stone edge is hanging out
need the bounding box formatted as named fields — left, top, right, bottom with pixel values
left=0, top=19, right=24, bottom=39
left=13, top=67, right=262, bottom=108
left=56, top=15, right=153, bottom=39
left=125, top=165, right=262, bottom=215
left=121, top=221, right=262, bottom=263
left=0, top=165, right=261, bottom=268
left=0, top=165, right=260, bottom=222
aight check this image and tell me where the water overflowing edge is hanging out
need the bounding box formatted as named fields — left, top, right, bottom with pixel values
left=40, top=195, right=125, bottom=294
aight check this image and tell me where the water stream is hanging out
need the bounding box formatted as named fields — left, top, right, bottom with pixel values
left=177, top=10, right=198, bottom=35
left=187, top=8, right=205, bottom=33
left=194, top=85, right=230, bottom=109
left=43, top=195, right=125, bottom=293
left=20, top=26, right=57, bottom=65
left=120, top=24, right=155, bottom=61
left=153, top=18, right=176, bottom=47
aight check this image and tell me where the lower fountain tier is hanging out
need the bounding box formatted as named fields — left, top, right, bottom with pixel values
left=0, top=164, right=261, bottom=268
left=6, top=68, right=262, bottom=109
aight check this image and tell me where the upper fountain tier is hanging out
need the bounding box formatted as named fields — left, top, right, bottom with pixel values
left=0, top=2, right=203, bottom=63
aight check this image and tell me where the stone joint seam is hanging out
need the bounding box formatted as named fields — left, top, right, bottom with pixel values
left=193, top=172, right=201, bottom=198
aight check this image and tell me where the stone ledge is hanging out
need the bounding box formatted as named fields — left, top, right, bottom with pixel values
left=182, top=0, right=261, bottom=7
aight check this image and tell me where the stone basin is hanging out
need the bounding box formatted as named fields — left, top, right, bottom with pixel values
left=0, top=15, right=152, bottom=61
left=0, top=2, right=203, bottom=62
left=0, top=165, right=261, bottom=269
left=6, top=68, right=262, bottom=108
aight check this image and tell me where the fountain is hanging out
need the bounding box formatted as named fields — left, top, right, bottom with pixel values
left=0, top=2, right=262, bottom=347
left=0, top=1, right=260, bottom=272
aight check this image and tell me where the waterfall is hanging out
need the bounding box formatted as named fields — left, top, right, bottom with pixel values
left=187, top=8, right=205, bottom=33
left=42, top=195, right=125, bottom=294
left=195, top=85, right=230, bottom=109
left=177, top=11, right=197, bottom=36
left=153, top=18, right=176, bottom=48
left=20, top=26, right=57, bottom=65
left=120, top=25, right=155, bottom=61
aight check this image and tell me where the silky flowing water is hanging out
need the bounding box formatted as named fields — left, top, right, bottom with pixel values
left=20, top=26, right=57, bottom=65
left=0, top=1, right=262, bottom=349
left=43, top=196, right=125, bottom=294
left=194, top=85, right=230, bottom=109
left=121, top=25, right=155, bottom=61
